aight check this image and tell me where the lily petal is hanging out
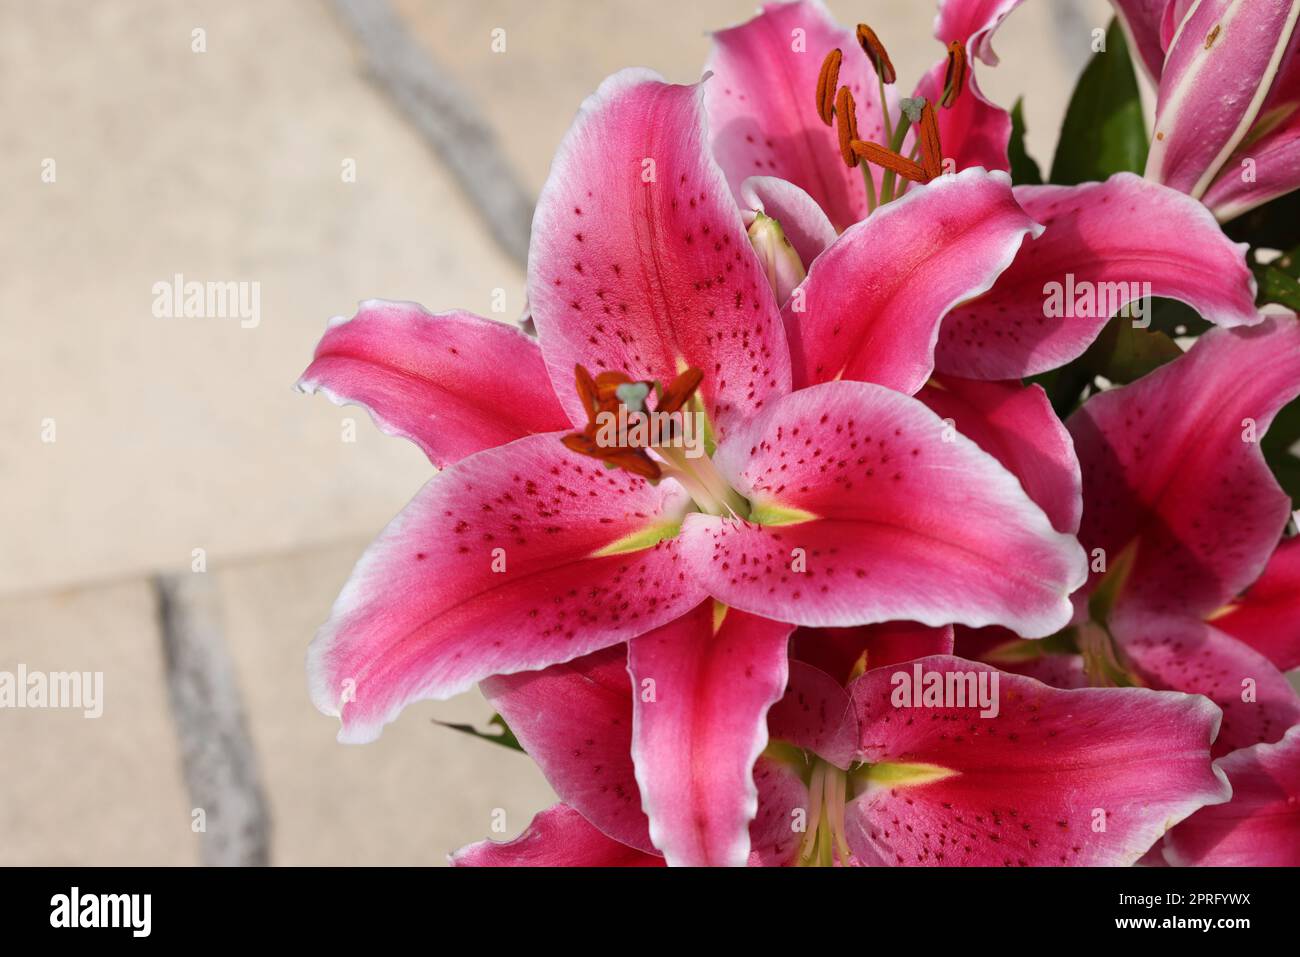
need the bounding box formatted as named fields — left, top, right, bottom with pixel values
left=308, top=434, right=704, bottom=742
left=954, top=623, right=1092, bottom=688
left=628, top=603, right=793, bottom=866
left=846, top=655, right=1231, bottom=866
left=1146, top=0, right=1300, bottom=198
left=1161, top=0, right=1200, bottom=51
left=1111, top=610, right=1300, bottom=755
left=934, top=0, right=1027, bottom=66
left=913, top=58, right=1011, bottom=174
left=450, top=803, right=664, bottom=867
left=1110, top=0, right=1179, bottom=81
left=1202, top=41, right=1300, bottom=219
left=705, top=0, right=890, bottom=231
left=487, top=637, right=813, bottom=867
left=1212, top=536, right=1300, bottom=671
left=1068, top=314, right=1300, bottom=619
left=768, top=658, right=859, bottom=766
left=682, top=380, right=1087, bottom=637
left=1164, top=724, right=1300, bottom=866
left=792, top=621, right=956, bottom=684
left=936, top=173, right=1261, bottom=380
left=482, top=645, right=654, bottom=854
left=785, top=168, right=1040, bottom=393
left=748, top=756, right=813, bottom=865
left=919, top=375, right=1082, bottom=534
left=528, top=69, right=791, bottom=443
left=296, top=302, right=569, bottom=467
left=1204, top=115, right=1300, bottom=219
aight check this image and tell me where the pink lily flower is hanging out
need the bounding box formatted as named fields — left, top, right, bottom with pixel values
left=1164, top=723, right=1300, bottom=865
left=297, top=67, right=1092, bottom=864
left=956, top=314, right=1300, bottom=763
left=452, top=620, right=1229, bottom=866
left=1114, top=0, right=1300, bottom=220
left=706, top=0, right=1012, bottom=232
left=702, top=0, right=1263, bottom=384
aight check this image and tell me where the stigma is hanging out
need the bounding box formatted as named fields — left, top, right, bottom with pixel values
left=562, top=365, right=703, bottom=480
left=561, top=364, right=750, bottom=518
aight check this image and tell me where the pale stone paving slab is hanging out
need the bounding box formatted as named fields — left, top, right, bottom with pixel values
left=215, top=541, right=559, bottom=865
left=0, top=0, right=522, bottom=597
left=393, top=0, right=1113, bottom=194
left=0, top=580, right=196, bottom=865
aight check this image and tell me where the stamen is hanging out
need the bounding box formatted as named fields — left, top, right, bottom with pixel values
left=657, top=367, right=703, bottom=416
left=855, top=24, right=895, bottom=84
left=561, top=364, right=709, bottom=484
left=835, top=86, right=859, bottom=168
left=561, top=432, right=661, bottom=479
left=593, top=370, right=634, bottom=404
left=851, top=139, right=929, bottom=183
left=815, top=48, right=842, bottom=126
left=917, top=99, right=944, bottom=180
left=941, top=40, right=967, bottom=108
left=574, top=364, right=599, bottom=426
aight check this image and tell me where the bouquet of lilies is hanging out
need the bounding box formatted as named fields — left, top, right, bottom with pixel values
left=297, top=0, right=1300, bottom=866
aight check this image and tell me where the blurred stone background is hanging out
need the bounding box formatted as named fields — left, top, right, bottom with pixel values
left=1, top=0, right=1112, bottom=864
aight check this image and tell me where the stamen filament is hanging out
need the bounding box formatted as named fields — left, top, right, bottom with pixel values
left=878, top=71, right=894, bottom=149
left=798, top=762, right=827, bottom=865
left=797, top=760, right=853, bottom=866
left=878, top=111, right=912, bottom=203
left=658, top=444, right=749, bottom=519
left=861, top=159, right=878, bottom=213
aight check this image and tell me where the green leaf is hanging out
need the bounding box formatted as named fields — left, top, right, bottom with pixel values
left=1078, top=312, right=1182, bottom=384
left=1265, top=244, right=1300, bottom=278
left=1030, top=363, right=1095, bottom=419
left=1147, top=297, right=1211, bottom=339
left=1267, top=448, right=1300, bottom=509
left=1050, top=19, right=1149, bottom=185
left=1093, top=320, right=1183, bottom=384
left=1265, top=396, right=1300, bottom=457
left=1263, top=397, right=1300, bottom=508
left=1255, top=264, right=1300, bottom=310
left=1223, top=190, right=1300, bottom=248
left=1250, top=243, right=1300, bottom=309
left=1031, top=311, right=1184, bottom=416
left=435, top=713, right=524, bottom=752
left=1008, top=97, right=1044, bottom=186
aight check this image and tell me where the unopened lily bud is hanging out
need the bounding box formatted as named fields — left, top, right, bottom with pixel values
left=747, top=212, right=806, bottom=305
